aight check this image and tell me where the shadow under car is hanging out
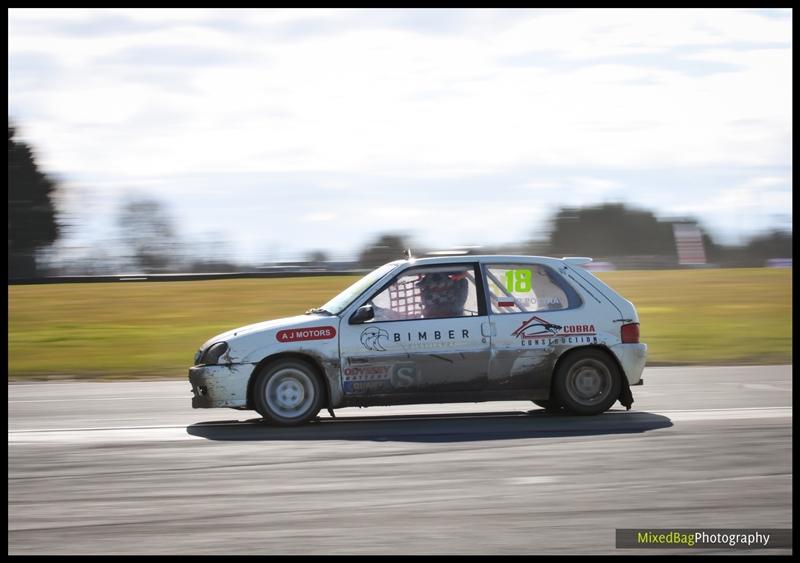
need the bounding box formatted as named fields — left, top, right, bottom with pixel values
left=186, top=408, right=673, bottom=443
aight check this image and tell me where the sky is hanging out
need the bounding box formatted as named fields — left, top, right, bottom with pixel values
left=8, top=8, right=793, bottom=264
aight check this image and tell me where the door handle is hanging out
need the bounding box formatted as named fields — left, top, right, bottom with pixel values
left=481, top=322, right=496, bottom=337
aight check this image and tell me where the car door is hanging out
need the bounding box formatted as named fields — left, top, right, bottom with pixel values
left=338, top=262, right=491, bottom=401
left=482, top=261, right=593, bottom=395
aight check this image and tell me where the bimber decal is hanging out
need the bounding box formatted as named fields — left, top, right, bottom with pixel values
left=361, top=327, right=470, bottom=351
left=276, top=326, right=337, bottom=342
left=361, top=327, right=390, bottom=351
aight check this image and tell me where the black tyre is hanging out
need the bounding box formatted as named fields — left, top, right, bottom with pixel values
left=553, top=349, right=621, bottom=415
left=253, top=359, right=324, bottom=426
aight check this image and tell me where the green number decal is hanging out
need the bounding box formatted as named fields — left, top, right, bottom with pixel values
left=504, top=269, right=532, bottom=292
left=504, top=270, right=514, bottom=292
left=515, top=269, right=531, bottom=292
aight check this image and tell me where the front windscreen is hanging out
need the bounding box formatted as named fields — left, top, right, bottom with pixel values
left=320, top=261, right=403, bottom=315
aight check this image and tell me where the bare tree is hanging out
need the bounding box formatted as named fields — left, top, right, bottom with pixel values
left=358, top=233, right=409, bottom=268
left=305, top=249, right=329, bottom=264
left=116, top=197, right=181, bottom=273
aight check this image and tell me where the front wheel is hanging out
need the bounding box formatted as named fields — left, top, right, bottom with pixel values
left=253, top=359, right=324, bottom=426
left=553, top=350, right=621, bottom=415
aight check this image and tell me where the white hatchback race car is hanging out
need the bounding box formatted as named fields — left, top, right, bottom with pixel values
left=189, top=256, right=647, bottom=426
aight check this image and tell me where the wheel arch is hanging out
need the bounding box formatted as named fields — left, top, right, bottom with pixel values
left=246, top=352, right=332, bottom=411
left=550, top=344, right=629, bottom=403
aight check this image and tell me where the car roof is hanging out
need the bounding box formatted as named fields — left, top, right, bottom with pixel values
left=393, top=255, right=589, bottom=267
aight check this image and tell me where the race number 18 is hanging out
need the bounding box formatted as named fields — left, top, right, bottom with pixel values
left=505, top=269, right=531, bottom=292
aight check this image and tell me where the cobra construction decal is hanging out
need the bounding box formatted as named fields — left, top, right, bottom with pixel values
left=512, top=315, right=597, bottom=346
left=276, top=326, right=337, bottom=342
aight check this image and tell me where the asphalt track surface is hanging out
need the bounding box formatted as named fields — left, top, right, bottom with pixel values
left=8, top=366, right=792, bottom=555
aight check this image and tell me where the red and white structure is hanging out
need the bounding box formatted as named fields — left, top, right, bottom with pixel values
left=672, top=222, right=707, bottom=266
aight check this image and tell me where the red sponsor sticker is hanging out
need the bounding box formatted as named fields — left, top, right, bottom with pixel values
left=276, top=326, right=337, bottom=342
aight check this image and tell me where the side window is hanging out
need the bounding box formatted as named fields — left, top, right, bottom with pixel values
left=485, top=264, right=580, bottom=314
left=367, top=266, right=480, bottom=322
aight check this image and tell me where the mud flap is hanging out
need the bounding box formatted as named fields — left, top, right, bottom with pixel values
left=618, top=376, right=634, bottom=411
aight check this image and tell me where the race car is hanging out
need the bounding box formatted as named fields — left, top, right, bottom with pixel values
left=189, top=255, right=647, bottom=425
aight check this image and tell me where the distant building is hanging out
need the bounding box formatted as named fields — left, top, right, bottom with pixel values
left=671, top=221, right=707, bottom=266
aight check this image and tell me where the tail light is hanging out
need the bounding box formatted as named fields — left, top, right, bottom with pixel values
left=621, top=323, right=640, bottom=343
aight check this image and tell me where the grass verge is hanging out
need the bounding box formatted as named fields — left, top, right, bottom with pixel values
left=8, top=268, right=791, bottom=380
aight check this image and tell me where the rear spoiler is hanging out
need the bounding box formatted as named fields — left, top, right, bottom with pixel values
left=562, top=257, right=593, bottom=267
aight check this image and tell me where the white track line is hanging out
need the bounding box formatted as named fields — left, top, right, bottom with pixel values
left=9, top=396, right=190, bottom=403
left=7, top=407, right=791, bottom=444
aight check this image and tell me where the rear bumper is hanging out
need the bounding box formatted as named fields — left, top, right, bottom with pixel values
left=188, top=364, right=254, bottom=408
left=609, top=343, right=647, bottom=384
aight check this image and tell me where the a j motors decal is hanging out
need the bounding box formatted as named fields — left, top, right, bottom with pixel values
left=276, top=326, right=336, bottom=342
left=512, top=315, right=597, bottom=345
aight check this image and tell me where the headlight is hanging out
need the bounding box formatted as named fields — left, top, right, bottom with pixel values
left=199, top=342, right=229, bottom=365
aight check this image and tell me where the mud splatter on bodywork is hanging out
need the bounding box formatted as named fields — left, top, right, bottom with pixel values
left=291, top=347, right=344, bottom=408
left=189, top=364, right=253, bottom=408
left=489, top=347, right=558, bottom=393
left=339, top=350, right=488, bottom=405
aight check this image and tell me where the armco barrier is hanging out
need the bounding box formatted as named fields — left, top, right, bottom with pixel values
left=8, top=271, right=365, bottom=285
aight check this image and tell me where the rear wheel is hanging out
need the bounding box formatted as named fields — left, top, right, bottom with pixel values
left=253, top=359, right=324, bottom=426
left=553, top=349, right=620, bottom=415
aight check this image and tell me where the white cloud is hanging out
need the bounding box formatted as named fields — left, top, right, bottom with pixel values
left=8, top=8, right=792, bottom=260
left=301, top=212, right=336, bottom=222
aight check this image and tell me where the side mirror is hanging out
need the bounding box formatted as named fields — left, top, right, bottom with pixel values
left=350, top=304, right=375, bottom=324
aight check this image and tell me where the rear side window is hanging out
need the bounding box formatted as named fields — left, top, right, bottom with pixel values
left=484, top=264, right=582, bottom=314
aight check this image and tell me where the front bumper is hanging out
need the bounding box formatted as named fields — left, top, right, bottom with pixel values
left=609, top=343, right=647, bottom=385
left=188, top=364, right=255, bottom=408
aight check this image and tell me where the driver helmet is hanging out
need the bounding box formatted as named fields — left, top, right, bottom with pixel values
left=416, top=272, right=469, bottom=318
